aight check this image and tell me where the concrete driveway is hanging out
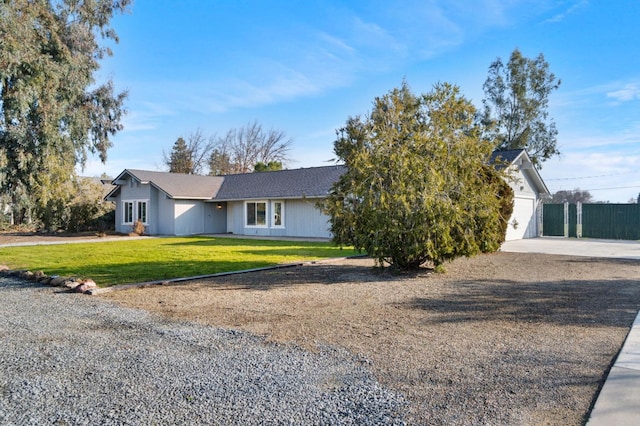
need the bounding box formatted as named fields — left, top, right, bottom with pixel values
left=501, top=237, right=640, bottom=260
left=501, top=237, right=640, bottom=425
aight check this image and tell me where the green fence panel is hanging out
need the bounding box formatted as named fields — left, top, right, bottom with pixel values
left=568, top=203, right=577, bottom=238
left=582, top=204, right=640, bottom=240
left=543, top=204, right=565, bottom=236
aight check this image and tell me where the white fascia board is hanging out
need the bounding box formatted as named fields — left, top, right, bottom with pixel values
left=212, top=195, right=324, bottom=202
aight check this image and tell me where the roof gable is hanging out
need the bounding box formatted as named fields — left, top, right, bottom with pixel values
left=490, top=149, right=526, bottom=168
left=115, top=169, right=225, bottom=199
left=491, top=149, right=549, bottom=195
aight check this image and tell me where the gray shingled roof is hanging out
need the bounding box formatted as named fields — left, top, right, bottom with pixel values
left=107, top=151, right=544, bottom=202
left=490, top=149, right=525, bottom=169
left=213, top=165, right=346, bottom=201
left=124, top=169, right=225, bottom=199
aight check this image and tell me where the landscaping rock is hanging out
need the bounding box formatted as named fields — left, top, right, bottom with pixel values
left=39, top=276, right=53, bottom=284
left=20, top=271, right=34, bottom=280
left=74, top=279, right=98, bottom=294
left=0, top=265, right=9, bottom=273
left=33, top=271, right=47, bottom=282
left=63, top=279, right=79, bottom=289
left=49, top=276, right=65, bottom=287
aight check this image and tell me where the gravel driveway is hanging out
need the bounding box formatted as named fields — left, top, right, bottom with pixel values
left=0, top=277, right=406, bottom=425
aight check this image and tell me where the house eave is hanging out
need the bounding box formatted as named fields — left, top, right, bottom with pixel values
left=508, top=150, right=550, bottom=196
left=172, top=196, right=214, bottom=201
left=211, top=195, right=326, bottom=202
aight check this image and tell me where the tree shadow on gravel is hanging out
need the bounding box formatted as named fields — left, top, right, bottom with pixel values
left=179, top=261, right=413, bottom=291
left=401, top=277, right=640, bottom=328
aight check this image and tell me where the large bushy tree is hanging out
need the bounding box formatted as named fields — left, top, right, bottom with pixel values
left=0, top=0, right=130, bottom=226
left=324, top=82, right=513, bottom=271
left=482, top=48, right=561, bottom=168
left=208, top=121, right=292, bottom=175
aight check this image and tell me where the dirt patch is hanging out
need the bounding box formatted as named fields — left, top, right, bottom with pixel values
left=101, top=252, right=640, bottom=425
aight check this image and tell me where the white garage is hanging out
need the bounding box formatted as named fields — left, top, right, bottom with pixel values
left=492, top=149, right=549, bottom=241
left=505, top=196, right=536, bottom=241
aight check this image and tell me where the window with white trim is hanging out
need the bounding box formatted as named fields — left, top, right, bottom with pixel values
left=246, top=201, right=267, bottom=227
left=272, top=201, right=284, bottom=228
left=123, top=200, right=148, bottom=224
left=123, top=201, right=134, bottom=224
left=137, top=201, right=147, bottom=224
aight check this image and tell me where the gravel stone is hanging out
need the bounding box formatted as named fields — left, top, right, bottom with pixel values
left=0, top=277, right=406, bottom=425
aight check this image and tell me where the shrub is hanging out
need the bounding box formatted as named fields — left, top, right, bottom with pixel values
left=131, top=220, right=145, bottom=236
left=325, top=82, right=512, bottom=271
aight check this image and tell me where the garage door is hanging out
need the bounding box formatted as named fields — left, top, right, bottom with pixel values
left=505, top=197, right=535, bottom=240
left=174, top=201, right=204, bottom=235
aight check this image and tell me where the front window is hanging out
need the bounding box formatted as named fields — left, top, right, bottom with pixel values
left=137, top=201, right=147, bottom=224
left=124, top=201, right=134, bottom=224
left=246, top=201, right=267, bottom=227
left=123, top=200, right=148, bottom=224
left=272, top=201, right=284, bottom=227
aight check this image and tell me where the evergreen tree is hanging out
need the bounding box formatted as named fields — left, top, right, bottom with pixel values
left=0, top=0, right=130, bottom=225
left=324, top=82, right=513, bottom=271
left=163, top=129, right=215, bottom=175
left=168, top=137, right=194, bottom=174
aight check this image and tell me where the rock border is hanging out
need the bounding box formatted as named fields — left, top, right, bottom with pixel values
left=0, top=264, right=97, bottom=294
left=0, top=255, right=367, bottom=296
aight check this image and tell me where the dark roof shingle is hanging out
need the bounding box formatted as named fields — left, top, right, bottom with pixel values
left=490, top=149, right=525, bottom=169
left=125, top=169, right=225, bottom=199
left=214, top=165, right=346, bottom=200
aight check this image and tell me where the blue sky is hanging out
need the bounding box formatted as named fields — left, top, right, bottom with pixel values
left=87, top=0, right=640, bottom=202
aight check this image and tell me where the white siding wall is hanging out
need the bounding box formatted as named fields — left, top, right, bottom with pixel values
left=505, top=166, right=539, bottom=240
left=505, top=196, right=536, bottom=240
left=507, top=165, right=536, bottom=195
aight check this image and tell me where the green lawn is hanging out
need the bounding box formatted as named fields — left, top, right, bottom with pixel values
left=0, top=236, right=357, bottom=286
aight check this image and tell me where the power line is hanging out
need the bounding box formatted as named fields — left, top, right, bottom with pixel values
left=546, top=170, right=639, bottom=181
left=548, top=185, right=640, bottom=192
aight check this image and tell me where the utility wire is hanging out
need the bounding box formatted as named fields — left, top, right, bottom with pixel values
left=546, top=170, right=639, bottom=181
left=548, top=185, right=640, bottom=192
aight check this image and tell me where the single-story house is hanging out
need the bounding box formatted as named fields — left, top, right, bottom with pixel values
left=105, top=149, right=549, bottom=240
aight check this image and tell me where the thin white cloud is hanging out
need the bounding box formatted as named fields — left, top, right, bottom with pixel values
left=544, top=0, right=588, bottom=24
left=198, top=60, right=352, bottom=113
left=120, top=101, right=176, bottom=132
left=317, top=32, right=356, bottom=55
left=351, top=17, right=407, bottom=55
left=607, top=83, right=640, bottom=102
left=119, top=1, right=596, bottom=119
left=552, top=79, right=640, bottom=115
